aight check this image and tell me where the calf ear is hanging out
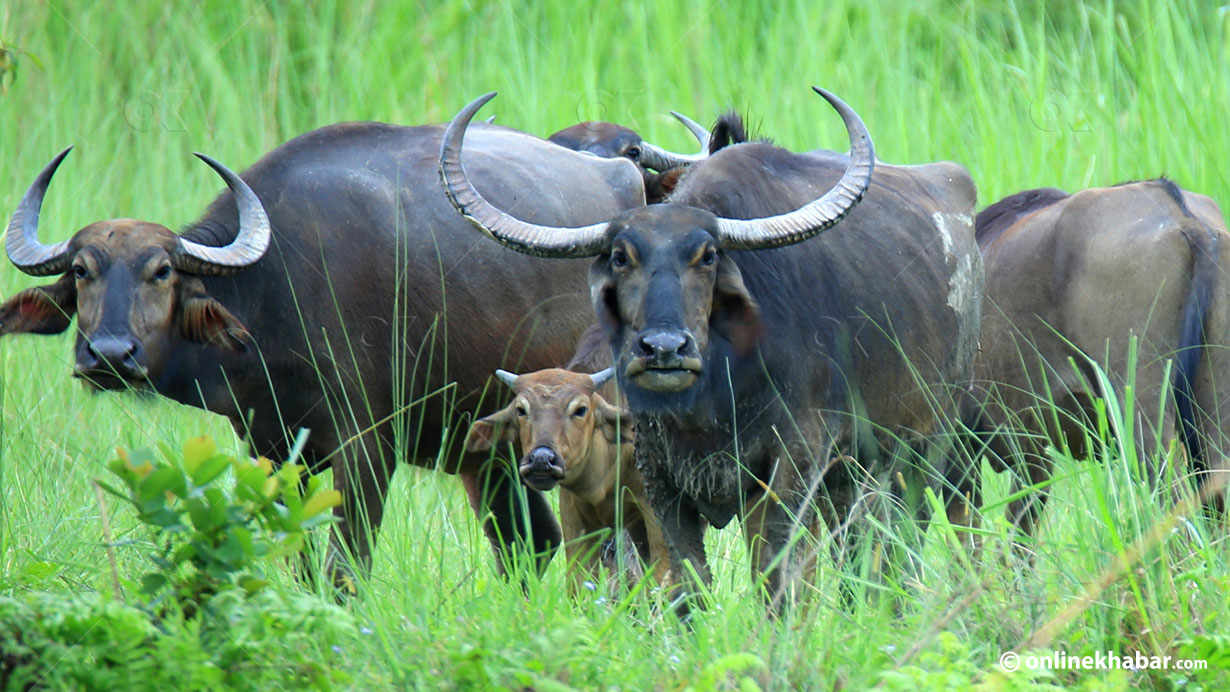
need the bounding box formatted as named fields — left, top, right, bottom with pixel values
left=592, top=394, right=633, bottom=444
left=177, top=278, right=250, bottom=351
left=466, top=406, right=518, bottom=452
left=711, top=260, right=762, bottom=357
left=0, top=274, right=77, bottom=336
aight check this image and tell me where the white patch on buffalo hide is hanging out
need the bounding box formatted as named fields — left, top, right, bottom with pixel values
left=932, top=211, right=977, bottom=320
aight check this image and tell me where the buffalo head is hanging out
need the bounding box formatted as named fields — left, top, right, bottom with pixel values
left=549, top=113, right=710, bottom=203
left=466, top=367, right=630, bottom=491
left=439, top=89, right=873, bottom=407
left=0, top=148, right=271, bottom=390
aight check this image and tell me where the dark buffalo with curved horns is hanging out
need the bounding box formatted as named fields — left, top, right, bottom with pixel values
left=440, top=89, right=983, bottom=614
left=549, top=111, right=711, bottom=203
left=0, top=119, right=647, bottom=577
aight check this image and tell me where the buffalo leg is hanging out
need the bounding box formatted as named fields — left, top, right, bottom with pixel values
left=741, top=491, right=820, bottom=615
left=741, top=454, right=829, bottom=615
left=654, top=500, right=709, bottom=620
left=633, top=426, right=709, bottom=619
left=637, top=464, right=708, bottom=617
left=558, top=491, right=605, bottom=593
left=328, top=433, right=398, bottom=586
left=460, top=463, right=561, bottom=578
left=815, top=459, right=881, bottom=609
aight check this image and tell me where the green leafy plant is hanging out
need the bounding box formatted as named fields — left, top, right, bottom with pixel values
left=0, top=588, right=357, bottom=691
left=0, top=434, right=356, bottom=690
left=100, top=435, right=341, bottom=613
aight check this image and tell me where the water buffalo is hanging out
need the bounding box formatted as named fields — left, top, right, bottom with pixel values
left=972, top=180, right=1230, bottom=537
left=465, top=366, right=666, bottom=590
left=0, top=119, right=648, bottom=580
left=439, top=89, right=983, bottom=614
left=549, top=112, right=710, bottom=203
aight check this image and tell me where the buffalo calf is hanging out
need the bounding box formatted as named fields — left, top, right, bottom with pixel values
left=466, top=367, right=668, bottom=590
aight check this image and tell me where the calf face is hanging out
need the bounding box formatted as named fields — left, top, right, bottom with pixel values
left=465, top=368, right=631, bottom=491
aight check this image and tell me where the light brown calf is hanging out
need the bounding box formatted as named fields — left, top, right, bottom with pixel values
left=466, top=368, right=668, bottom=589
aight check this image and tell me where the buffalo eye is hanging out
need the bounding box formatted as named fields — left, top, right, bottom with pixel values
left=572, top=405, right=589, bottom=419
left=625, top=146, right=641, bottom=160
left=515, top=405, right=528, bottom=418
left=153, top=264, right=172, bottom=281
left=611, top=249, right=629, bottom=268
left=72, top=264, right=88, bottom=280
left=700, top=248, right=717, bottom=266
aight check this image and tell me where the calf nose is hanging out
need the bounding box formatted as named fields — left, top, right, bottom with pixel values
left=525, top=446, right=559, bottom=472
left=638, top=329, right=691, bottom=359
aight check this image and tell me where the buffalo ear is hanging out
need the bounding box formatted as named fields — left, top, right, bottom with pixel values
left=592, top=393, right=633, bottom=444
left=645, top=168, right=687, bottom=203
left=0, top=274, right=77, bottom=336
left=711, top=259, right=762, bottom=357
left=177, top=278, right=249, bottom=351
left=466, top=406, right=518, bottom=452
left=588, top=262, right=621, bottom=334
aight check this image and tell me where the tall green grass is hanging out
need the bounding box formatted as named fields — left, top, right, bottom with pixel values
left=2, top=1, right=1229, bottom=689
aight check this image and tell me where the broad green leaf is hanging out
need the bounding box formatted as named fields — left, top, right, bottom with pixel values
left=190, top=455, right=231, bottom=487
left=137, top=465, right=183, bottom=503
left=302, top=489, right=342, bottom=519
left=139, top=573, right=168, bottom=595
left=238, top=574, right=268, bottom=594
left=181, top=436, right=216, bottom=476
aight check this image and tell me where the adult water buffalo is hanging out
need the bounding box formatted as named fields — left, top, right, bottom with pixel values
left=972, top=180, right=1230, bottom=537
left=0, top=120, right=650, bottom=579
left=549, top=112, right=710, bottom=203
left=440, top=89, right=983, bottom=614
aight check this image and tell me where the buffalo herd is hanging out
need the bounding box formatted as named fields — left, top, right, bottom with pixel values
left=3, top=85, right=1226, bottom=614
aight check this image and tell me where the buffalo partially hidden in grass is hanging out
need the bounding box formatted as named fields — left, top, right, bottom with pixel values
left=973, top=180, right=1230, bottom=537
left=440, top=89, right=984, bottom=615
left=0, top=120, right=654, bottom=579
left=549, top=111, right=710, bottom=203
left=466, top=366, right=667, bottom=590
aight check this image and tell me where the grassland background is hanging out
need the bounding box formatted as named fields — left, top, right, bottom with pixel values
left=1, top=0, right=1228, bottom=689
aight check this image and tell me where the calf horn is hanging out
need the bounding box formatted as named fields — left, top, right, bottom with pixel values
left=494, top=369, right=519, bottom=388
left=6, top=147, right=74, bottom=276
left=636, top=111, right=711, bottom=172
left=173, top=153, right=273, bottom=276
left=589, top=367, right=614, bottom=388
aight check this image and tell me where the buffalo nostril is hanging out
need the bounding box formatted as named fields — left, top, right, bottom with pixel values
left=87, top=337, right=141, bottom=368
left=527, top=446, right=558, bottom=468
left=639, top=330, right=689, bottom=358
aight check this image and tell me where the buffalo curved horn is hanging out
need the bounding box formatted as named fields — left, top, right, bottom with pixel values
left=589, top=367, right=614, bottom=389
left=440, top=88, right=872, bottom=259
left=714, top=87, right=874, bottom=251
left=636, top=111, right=711, bottom=172
left=439, top=92, right=611, bottom=259
left=494, top=369, right=519, bottom=388
left=6, top=147, right=74, bottom=276
left=173, top=153, right=273, bottom=276
left=672, top=111, right=711, bottom=149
